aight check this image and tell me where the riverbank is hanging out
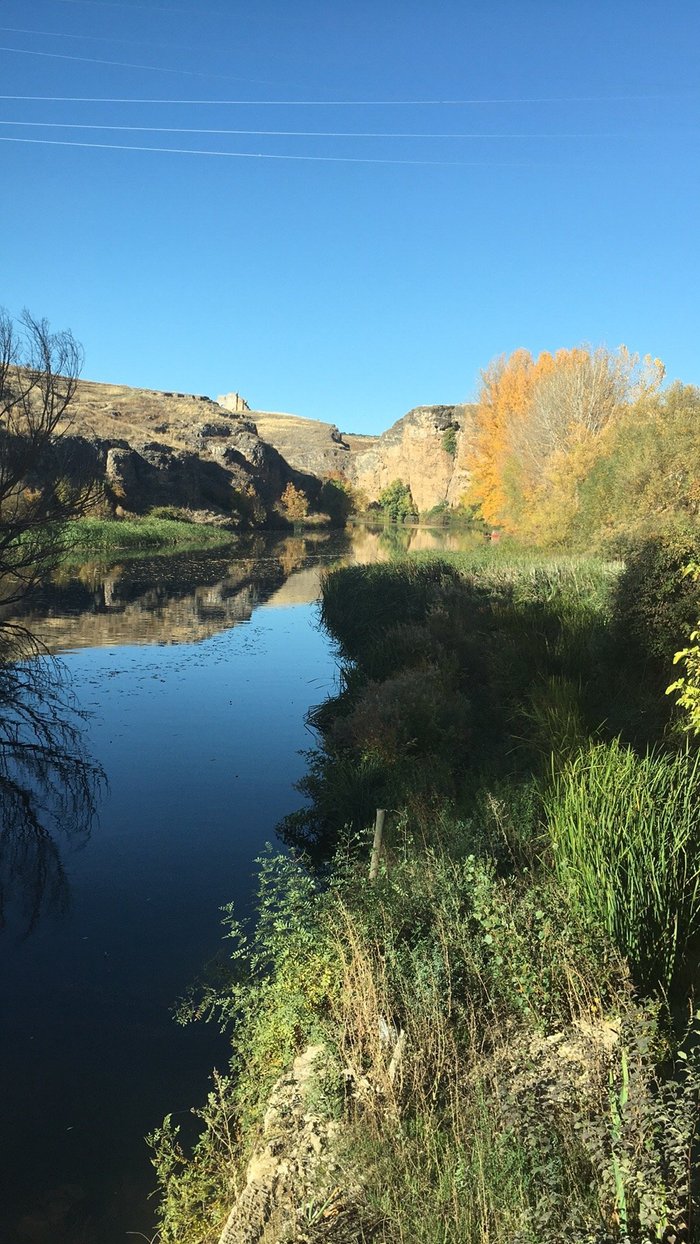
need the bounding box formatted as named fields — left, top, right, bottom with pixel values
left=151, top=538, right=700, bottom=1242
left=60, top=514, right=240, bottom=563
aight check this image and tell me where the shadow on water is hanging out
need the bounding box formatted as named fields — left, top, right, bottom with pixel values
left=0, top=530, right=356, bottom=936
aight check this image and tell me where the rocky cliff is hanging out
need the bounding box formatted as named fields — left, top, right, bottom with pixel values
left=51, top=378, right=474, bottom=522
left=54, top=379, right=308, bottom=523
left=241, top=404, right=475, bottom=513
left=349, top=403, right=474, bottom=511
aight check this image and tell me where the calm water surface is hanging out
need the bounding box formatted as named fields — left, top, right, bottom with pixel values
left=0, top=525, right=479, bottom=1243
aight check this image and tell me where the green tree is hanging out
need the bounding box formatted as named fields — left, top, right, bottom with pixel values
left=378, top=479, right=417, bottom=523
left=317, top=476, right=355, bottom=525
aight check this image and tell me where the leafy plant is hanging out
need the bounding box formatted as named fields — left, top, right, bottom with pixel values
left=666, top=563, right=700, bottom=735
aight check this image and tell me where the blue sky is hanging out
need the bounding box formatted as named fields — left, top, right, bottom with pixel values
left=1, top=0, right=698, bottom=433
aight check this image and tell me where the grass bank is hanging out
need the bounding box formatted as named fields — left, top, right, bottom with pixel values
left=60, top=515, right=238, bottom=563
left=151, top=540, right=700, bottom=1243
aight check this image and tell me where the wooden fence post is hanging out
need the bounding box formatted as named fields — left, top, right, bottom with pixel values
left=369, top=808, right=386, bottom=881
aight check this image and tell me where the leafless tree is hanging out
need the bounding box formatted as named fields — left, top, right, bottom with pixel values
left=0, top=308, right=97, bottom=635
left=0, top=310, right=103, bottom=930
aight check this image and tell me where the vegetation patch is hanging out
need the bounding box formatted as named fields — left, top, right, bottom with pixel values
left=61, top=515, right=237, bottom=562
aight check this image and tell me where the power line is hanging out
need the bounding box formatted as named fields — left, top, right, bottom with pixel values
left=49, top=0, right=189, bottom=12
left=0, top=91, right=690, bottom=106
left=0, top=119, right=647, bottom=140
left=0, top=45, right=279, bottom=84
left=0, top=25, right=198, bottom=50
left=0, top=134, right=540, bottom=166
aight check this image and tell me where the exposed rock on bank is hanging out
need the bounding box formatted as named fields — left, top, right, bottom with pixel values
left=217, top=1046, right=352, bottom=1244
left=246, top=404, right=475, bottom=512
left=350, top=403, right=474, bottom=512
left=54, top=377, right=475, bottom=521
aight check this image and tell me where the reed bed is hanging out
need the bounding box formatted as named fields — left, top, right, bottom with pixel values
left=545, top=740, right=700, bottom=993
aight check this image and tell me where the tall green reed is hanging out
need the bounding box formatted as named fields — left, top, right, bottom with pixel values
left=545, top=740, right=700, bottom=994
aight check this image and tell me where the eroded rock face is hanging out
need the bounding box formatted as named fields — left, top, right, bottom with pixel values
left=247, top=404, right=475, bottom=513
left=48, top=376, right=475, bottom=522
left=248, top=411, right=364, bottom=481
left=349, top=404, right=475, bottom=512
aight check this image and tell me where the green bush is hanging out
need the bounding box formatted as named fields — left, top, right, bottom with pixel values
left=320, top=558, right=461, bottom=661
left=441, top=426, right=458, bottom=458
left=613, top=532, right=700, bottom=663
left=378, top=479, right=417, bottom=523
left=148, top=504, right=195, bottom=523
left=330, top=665, right=470, bottom=768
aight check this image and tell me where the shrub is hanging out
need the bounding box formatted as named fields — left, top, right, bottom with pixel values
left=330, top=665, right=470, bottom=774
left=613, top=532, right=700, bottom=663
left=148, top=504, right=194, bottom=523
left=317, top=476, right=355, bottom=525
left=666, top=563, right=700, bottom=735
left=441, top=426, right=457, bottom=458
left=280, top=481, right=310, bottom=520
left=320, top=559, right=461, bottom=661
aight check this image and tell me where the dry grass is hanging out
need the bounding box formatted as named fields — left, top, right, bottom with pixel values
left=56, top=376, right=234, bottom=450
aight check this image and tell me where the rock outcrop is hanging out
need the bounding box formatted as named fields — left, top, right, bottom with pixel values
left=52, top=377, right=475, bottom=521
left=217, top=1046, right=350, bottom=1244
left=53, top=380, right=303, bottom=522
left=349, top=404, right=474, bottom=512
left=247, top=410, right=376, bottom=482
left=246, top=404, right=475, bottom=513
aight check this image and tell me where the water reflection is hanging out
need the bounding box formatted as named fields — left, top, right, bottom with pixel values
left=0, top=522, right=482, bottom=1242
left=0, top=526, right=478, bottom=929
left=0, top=645, right=103, bottom=935
left=8, top=530, right=353, bottom=651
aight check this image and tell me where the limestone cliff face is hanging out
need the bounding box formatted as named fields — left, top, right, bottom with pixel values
left=349, top=404, right=474, bottom=512
left=240, top=404, right=475, bottom=513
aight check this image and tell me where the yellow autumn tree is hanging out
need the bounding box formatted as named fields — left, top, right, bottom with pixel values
left=462, top=349, right=544, bottom=529
left=464, top=345, right=664, bottom=540
left=280, top=481, right=309, bottom=520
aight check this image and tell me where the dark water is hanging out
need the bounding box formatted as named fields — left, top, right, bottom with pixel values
left=0, top=525, right=479, bottom=1243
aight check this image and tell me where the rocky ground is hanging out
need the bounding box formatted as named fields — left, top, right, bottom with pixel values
left=217, top=1047, right=360, bottom=1244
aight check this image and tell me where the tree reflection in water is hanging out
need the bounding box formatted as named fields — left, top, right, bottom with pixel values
left=0, top=625, right=103, bottom=934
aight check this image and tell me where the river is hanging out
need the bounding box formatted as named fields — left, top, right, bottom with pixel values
left=0, top=524, right=480, bottom=1243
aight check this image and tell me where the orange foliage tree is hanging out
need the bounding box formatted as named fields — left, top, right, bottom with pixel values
left=463, top=345, right=664, bottom=540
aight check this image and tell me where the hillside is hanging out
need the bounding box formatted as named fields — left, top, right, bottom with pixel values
left=50, top=377, right=474, bottom=522
left=53, top=378, right=299, bottom=523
